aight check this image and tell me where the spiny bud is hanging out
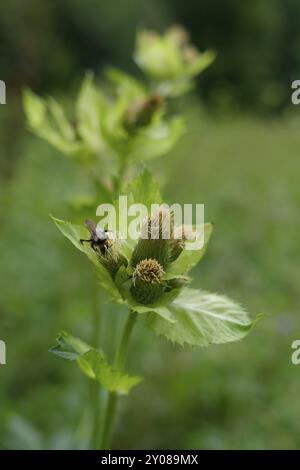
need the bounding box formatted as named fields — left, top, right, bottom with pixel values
left=168, top=224, right=194, bottom=262
left=131, top=207, right=174, bottom=269
left=98, top=239, right=127, bottom=279
left=131, top=258, right=165, bottom=304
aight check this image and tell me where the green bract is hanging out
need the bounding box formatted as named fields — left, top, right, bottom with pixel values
left=51, top=171, right=259, bottom=356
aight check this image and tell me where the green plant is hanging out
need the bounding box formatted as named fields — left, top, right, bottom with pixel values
left=23, top=26, right=259, bottom=450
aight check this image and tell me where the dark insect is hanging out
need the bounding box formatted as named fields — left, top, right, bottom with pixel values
left=80, top=219, right=110, bottom=254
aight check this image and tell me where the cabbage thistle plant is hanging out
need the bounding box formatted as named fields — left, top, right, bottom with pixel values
left=23, top=25, right=259, bottom=450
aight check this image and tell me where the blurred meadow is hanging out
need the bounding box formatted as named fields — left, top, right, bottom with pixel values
left=1, top=0, right=300, bottom=449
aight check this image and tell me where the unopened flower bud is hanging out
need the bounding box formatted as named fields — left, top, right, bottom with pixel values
left=131, top=258, right=165, bottom=304
left=98, top=239, right=127, bottom=279
left=131, top=208, right=174, bottom=269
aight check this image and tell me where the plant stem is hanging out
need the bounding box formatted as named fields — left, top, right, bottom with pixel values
left=90, top=286, right=102, bottom=448
left=100, top=310, right=137, bottom=450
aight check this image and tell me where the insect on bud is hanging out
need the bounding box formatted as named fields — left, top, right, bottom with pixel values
left=131, top=258, right=165, bottom=305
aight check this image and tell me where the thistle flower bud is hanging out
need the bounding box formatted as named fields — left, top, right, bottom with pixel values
left=123, top=95, right=164, bottom=134
left=168, top=224, right=194, bottom=262
left=131, top=207, right=174, bottom=269
left=97, top=239, right=127, bottom=279
left=131, top=258, right=165, bottom=304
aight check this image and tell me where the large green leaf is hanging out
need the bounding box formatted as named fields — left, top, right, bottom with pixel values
left=165, top=223, right=213, bottom=279
left=51, top=216, right=123, bottom=303
left=148, top=287, right=260, bottom=347
left=50, top=332, right=141, bottom=394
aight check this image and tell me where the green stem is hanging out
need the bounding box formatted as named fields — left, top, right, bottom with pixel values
left=100, top=310, right=137, bottom=450
left=90, top=286, right=102, bottom=449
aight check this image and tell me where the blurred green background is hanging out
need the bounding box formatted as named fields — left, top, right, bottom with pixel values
left=1, top=0, right=300, bottom=450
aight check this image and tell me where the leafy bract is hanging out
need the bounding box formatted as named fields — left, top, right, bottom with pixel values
left=51, top=216, right=123, bottom=303
left=148, top=287, right=260, bottom=347
left=128, top=116, right=185, bottom=163
left=50, top=331, right=141, bottom=394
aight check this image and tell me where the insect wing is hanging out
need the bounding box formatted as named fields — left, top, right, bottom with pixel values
left=95, top=225, right=109, bottom=241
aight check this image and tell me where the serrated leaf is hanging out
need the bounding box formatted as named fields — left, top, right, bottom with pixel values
left=51, top=216, right=123, bottom=303
left=78, top=349, right=142, bottom=394
left=165, top=223, right=213, bottom=279
left=149, top=287, right=259, bottom=347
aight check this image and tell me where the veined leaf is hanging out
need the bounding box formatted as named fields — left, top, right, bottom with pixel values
left=149, top=287, right=260, bottom=347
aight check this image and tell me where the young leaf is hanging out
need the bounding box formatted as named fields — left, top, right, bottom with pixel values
left=50, top=332, right=142, bottom=394
left=51, top=216, right=123, bottom=303
left=148, top=287, right=260, bottom=347
left=49, top=331, right=91, bottom=360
